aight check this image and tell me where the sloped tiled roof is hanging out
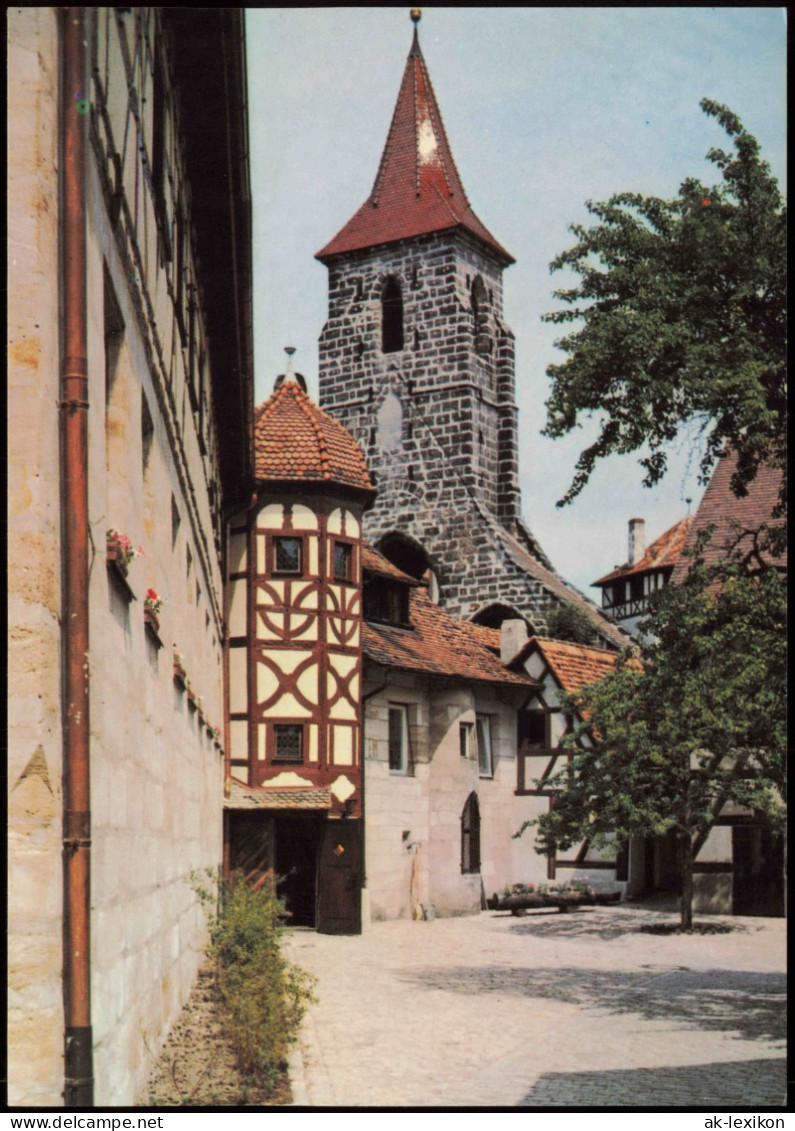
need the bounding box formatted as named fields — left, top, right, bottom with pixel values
left=671, top=451, right=786, bottom=583
left=224, top=777, right=332, bottom=811
left=466, top=621, right=502, bottom=655
left=254, top=377, right=375, bottom=495
left=364, top=585, right=531, bottom=687
left=593, top=517, right=694, bottom=586
left=520, top=637, right=631, bottom=694
left=316, top=24, right=512, bottom=265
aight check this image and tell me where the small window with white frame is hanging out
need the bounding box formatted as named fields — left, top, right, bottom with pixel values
left=459, top=721, right=474, bottom=759
left=476, top=714, right=493, bottom=777
left=388, top=705, right=410, bottom=773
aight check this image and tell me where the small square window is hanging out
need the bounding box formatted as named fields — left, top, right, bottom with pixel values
left=334, top=542, right=353, bottom=582
left=274, top=536, right=302, bottom=575
left=476, top=714, right=493, bottom=777
left=460, top=722, right=474, bottom=759
left=274, top=724, right=303, bottom=762
left=388, top=705, right=410, bottom=773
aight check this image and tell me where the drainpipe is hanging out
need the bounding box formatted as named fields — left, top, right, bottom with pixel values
left=60, top=7, right=93, bottom=1108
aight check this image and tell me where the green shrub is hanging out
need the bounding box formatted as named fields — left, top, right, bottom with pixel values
left=193, top=871, right=316, bottom=1095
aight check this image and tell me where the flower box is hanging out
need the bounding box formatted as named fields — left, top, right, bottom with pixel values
left=144, top=606, right=160, bottom=633
left=106, top=554, right=136, bottom=603
left=144, top=617, right=163, bottom=650
left=106, top=530, right=143, bottom=575
left=106, top=541, right=127, bottom=576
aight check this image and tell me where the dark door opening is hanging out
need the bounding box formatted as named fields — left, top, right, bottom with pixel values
left=274, top=817, right=323, bottom=928
left=643, top=829, right=681, bottom=895
left=317, top=820, right=362, bottom=935
left=733, top=825, right=784, bottom=917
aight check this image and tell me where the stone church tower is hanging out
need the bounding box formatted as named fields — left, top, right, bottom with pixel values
left=317, top=12, right=625, bottom=648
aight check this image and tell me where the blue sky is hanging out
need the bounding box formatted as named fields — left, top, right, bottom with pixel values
left=245, top=7, right=786, bottom=596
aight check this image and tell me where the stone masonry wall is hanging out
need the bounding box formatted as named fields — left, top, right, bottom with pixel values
left=8, top=9, right=230, bottom=1107
left=318, top=230, right=564, bottom=630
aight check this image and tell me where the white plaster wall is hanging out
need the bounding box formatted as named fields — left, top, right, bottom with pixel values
left=364, top=678, right=431, bottom=920
left=7, top=8, right=65, bottom=1107
left=364, top=673, right=542, bottom=919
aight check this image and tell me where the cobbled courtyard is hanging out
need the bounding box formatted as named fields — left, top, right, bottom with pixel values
left=283, top=905, right=786, bottom=1109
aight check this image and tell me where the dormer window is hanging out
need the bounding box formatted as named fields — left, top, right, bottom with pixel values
left=363, top=577, right=411, bottom=627
left=381, top=276, right=404, bottom=353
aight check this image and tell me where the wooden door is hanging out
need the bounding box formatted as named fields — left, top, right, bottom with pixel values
left=316, top=820, right=362, bottom=935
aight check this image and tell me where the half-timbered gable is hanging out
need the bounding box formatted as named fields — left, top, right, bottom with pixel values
left=511, top=638, right=628, bottom=888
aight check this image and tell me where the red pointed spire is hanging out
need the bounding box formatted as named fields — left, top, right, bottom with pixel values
left=317, top=12, right=513, bottom=264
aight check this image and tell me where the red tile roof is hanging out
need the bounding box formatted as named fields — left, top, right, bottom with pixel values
left=670, top=451, right=786, bottom=583
left=316, top=30, right=513, bottom=265
left=593, top=517, right=694, bottom=586
left=224, top=777, right=332, bottom=811
left=526, top=637, right=633, bottom=694
left=254, top=377, right=375, bottom=495
left=364, top=585, right=531, bottom=687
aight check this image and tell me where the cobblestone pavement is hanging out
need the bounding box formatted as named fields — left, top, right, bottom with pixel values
left=282, top=906, right=787, bottom=1109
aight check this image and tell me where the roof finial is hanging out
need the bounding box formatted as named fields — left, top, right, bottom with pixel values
left=284, top=345, right=297, bottom=382
left=273, top=345, right=306, bottom=391
left=410, top=8, right=421, bottom=54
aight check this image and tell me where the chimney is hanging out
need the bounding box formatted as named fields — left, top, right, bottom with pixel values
left=500, top=618, right=528, bottom=664
left=628, top=518, right=645, bottom=567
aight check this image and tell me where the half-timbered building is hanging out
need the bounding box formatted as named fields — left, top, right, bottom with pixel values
left=592, top=517, right=693, bottom=637
left=510, top=637, right=632, bottom=889
left=224, top=357, right=376, bottom=933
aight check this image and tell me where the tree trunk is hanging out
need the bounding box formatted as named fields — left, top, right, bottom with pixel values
left=678, top=831, right=694, bottom=930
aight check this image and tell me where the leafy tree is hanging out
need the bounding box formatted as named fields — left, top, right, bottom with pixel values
left=546, top=602, right=598, bottom=645
left=543, top=100, right=786, bottom=512
left=519, top=543, right=787, bottom=929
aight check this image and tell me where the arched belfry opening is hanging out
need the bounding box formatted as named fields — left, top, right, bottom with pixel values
left=377, top=531, right=430, bottom=581
left=381, top=276, right=404, bottom=353
left=471, top=603, right=531, bottom=632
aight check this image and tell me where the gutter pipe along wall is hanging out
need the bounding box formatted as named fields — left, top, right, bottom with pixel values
left=60, top=6, right=93, bottom=1107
